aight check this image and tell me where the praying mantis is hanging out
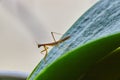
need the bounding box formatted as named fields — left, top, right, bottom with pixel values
left=37, top=32, right=70, bottom=61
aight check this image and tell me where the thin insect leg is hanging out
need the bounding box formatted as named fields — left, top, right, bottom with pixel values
left=40, top=47, right=49, bottom=53
left=51, top=32, right=63, bottom=35
left=51, top=32, right=57, bottom=42
left=43, top=45, right=48, bottom=62
left=51, top=32, right=63, bottom=46
left=51, top=32, right=63, bottom=42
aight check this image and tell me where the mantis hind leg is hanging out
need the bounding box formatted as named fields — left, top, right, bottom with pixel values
left=51, top=32, right=62, bottom=47
left=51, top=32, right=62, bottom=42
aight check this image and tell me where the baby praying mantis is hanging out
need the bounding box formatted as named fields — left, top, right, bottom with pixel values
left=37, top=32, right=70, bottom=61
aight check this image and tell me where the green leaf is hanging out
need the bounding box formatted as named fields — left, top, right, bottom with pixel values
left=28, top=0, right=120, bottom=80
left=80, top=47, right=120, bottom=80
left=34, top=32, right=120, bottom=80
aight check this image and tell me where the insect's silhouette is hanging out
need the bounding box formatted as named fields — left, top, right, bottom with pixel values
left=37, top=32, right=70, bottom=61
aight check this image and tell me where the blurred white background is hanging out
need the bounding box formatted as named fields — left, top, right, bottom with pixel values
left=0, top=0, right=98, bottom=74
